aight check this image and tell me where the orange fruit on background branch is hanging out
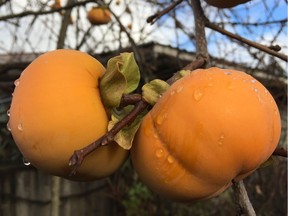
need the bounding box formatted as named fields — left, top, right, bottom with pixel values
left=205, top=0, right=251, bottom=8
left=131, top=67, right=281, bottom=202
left=8, top=49, right=128, bottom=181
left=87, top=7, right=112, bottom=25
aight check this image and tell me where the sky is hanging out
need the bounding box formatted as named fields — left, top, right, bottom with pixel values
left=0, top=0, right=287, bottom=70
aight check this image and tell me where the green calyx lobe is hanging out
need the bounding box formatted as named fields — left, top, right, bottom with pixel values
left=100, top=52, right=142, bottom=150
left=100, top=52, right=140, bottom=108
left=142, top=79, right=170, bottom=106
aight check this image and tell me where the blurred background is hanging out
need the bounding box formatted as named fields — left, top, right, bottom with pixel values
left=0, top=0, right=287, bottom=215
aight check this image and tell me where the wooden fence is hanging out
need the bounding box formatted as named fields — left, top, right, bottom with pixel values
left=0, top=167, right=115, bottom=216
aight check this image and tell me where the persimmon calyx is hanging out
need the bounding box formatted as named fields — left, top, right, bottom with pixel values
left=100, top=52, right=140, bottom=108
left=108, top=105, right=148, bottom=150
left=99, top=52, right=144, bottom=150
left=142, top=79, right=170, bottom=105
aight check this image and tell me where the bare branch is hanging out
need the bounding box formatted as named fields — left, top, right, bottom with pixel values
left=273, top=147, right=288, bottom=157
left=0, top=0, right=94, bottom=21
left=68, top=96, right=149, bottom=176
left=205, top=21, right=288, bottom=62
left=56, top=0, right=75, bottom=49
left=233, top=180, right=256, bottom=216
left=190, top=0, right=210, bottom=62
left=146, top=0, right=185, bottom=24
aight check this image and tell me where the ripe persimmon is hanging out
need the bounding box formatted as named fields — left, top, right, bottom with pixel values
left=8, top=49, right=128, bottom=181
left=87, top=7, right=112, bottom=25
left=131, top=67, right=281, bottom=201
left=205, top=0, right=251, bottom=8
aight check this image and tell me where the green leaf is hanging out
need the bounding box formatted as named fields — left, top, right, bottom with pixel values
left=108, top=106, right=147, bottom=150
left=142, top=79, right=170, bottom=105
left=100, top=52, right=140, bottom=108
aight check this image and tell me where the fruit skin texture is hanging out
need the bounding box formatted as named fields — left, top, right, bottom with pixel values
left=87, top=7, right=112, bottom=25
left=9, top=49, right=128, bottom=181
left=131, top=67, right=281, bottom=202
left=205, top=0, right=251, bottom=8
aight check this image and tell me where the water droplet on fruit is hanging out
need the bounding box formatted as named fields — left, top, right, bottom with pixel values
left=218, top=134, right=225, bottom=146
left=6, top=122, right=11, bottom=132
left=176, top=86, right=183, bottom=93
left=6, top=109, right=10, bottom=117
left=155, top=149, right=164, bottom=158
left=152, top=132, right=159, bottom=139
left=251, top=79, right=256, bottom=83
left=23, top=157, right=31, bottom=166
left=18, top=122, right=23, bottom=131
left=227, top=82, right=235, bottom=90
left=167, top=156, right=174, bottom=164
left=156, top=113, right=167, bottom=125
left=253, top=87, right=258, bottom=93
left=14, top=79, right=20, bottom=87
left=224, top=71, right=231, bottom=75
left=193, top=88, right=203, bottom=101
left=144, top=126, right=150, bottom=136
left=170, top=90, right=176, bottom=96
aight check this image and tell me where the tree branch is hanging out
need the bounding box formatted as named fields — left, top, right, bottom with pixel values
left=190, top=0, right=210, bottom=63
left=166, top=55, right=206, bottom=85
left=233, top=180, right=256, bottom=216
left=146, top=0, right=184, bottom=24
left=56, top=0, right=75, bottom=49
left=205, top=21, right=288, bottom=62
left=68, top=96, right=149, bottom=176
left=273, top=147, right=288, bottom=157
left=0, top=0, right=94, bottom=21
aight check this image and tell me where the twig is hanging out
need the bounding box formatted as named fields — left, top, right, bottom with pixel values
left=68, top=96, right=149, bottom=176
left=166, top=55, right=206, bottom=85
left=118, top=94, right=143, bottom=108
left=205, top=21, right=288, bottom=62
left=273, top=147, right=288, bottom=157
left=232, top=180, right=256, bottom=216
left=0, top=0, right=94, bottom=21
left=146, top=0, right=184, bottom=24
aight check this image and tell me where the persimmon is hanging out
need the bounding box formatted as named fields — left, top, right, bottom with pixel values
left=87, top=7, right=112, bottom=25
left=8, top=49, right=128, bottom=181
left=131, top=67, right=281, bottom=201
left=205, top=0, right=251, bottom=8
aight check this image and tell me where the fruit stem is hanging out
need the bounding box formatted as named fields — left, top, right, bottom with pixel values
left=68, top=95, right=149, bottom=176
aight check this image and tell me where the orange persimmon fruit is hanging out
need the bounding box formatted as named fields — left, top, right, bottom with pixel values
left=87, top=7, right=112, bottom=25
left=205, top=0, right=251, bottom=8
left=131, top=67, right=281, bottom=201
left=8, top=49, right=128, bottom=181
